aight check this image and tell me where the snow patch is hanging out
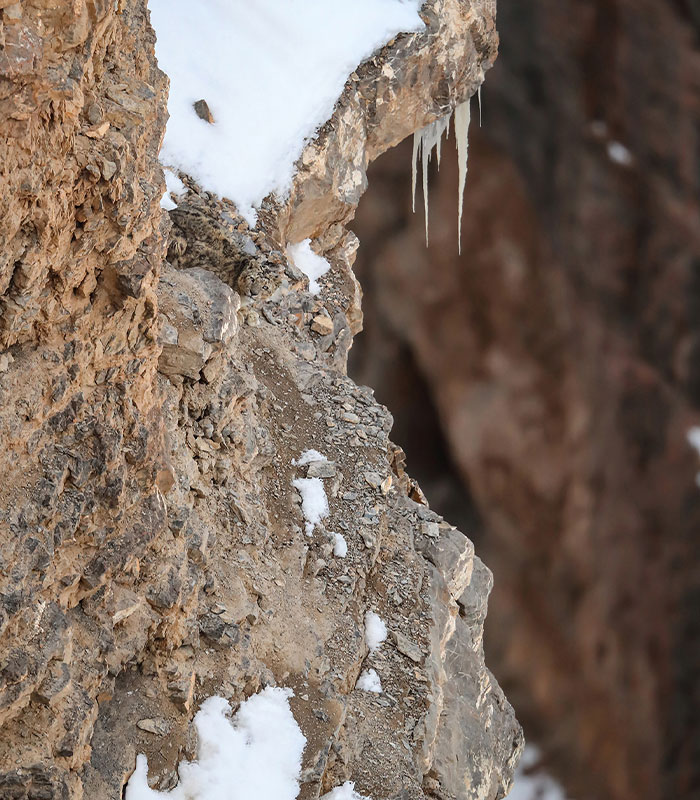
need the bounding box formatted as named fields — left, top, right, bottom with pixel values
left=687, top=427, right=700, bottom=487
left=124, top=688, right=306, bottom=800
left=356, top=668, right=382, bottom=693
left=607, top=141, right=633, bottom=166
left=293, top=477, right=329, bottom=535
left=321, top=783, right=372, bottom=800
left=332, top=532, right=348, bottom=558
left=160, top=168, right=186, bottom=211
left=293, top=449, right=328, bottom=466
left=149, top=0, right=425, bottom=224
left=287, top=240, right=331, bottom=295
left=365, top=611, right=387, bottom=652
left=506, top=745, right=569, bottom=800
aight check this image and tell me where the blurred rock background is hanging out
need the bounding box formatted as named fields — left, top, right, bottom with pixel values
left=349, top=2, right=700, bottom=799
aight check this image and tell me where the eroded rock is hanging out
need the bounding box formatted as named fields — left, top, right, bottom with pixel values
left=0, top=1, right=520, bottom=798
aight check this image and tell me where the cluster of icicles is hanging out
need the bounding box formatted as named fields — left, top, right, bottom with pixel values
left=411, top=93, right=477, bottom=253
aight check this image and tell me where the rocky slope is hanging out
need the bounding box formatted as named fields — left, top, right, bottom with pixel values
left=0, top=1, right=520, bottom=798
left=350, top=3, right=700, bottom=799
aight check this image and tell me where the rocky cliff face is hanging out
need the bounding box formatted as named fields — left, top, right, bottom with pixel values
left=0, top=2, right=520, bottom=798
left=350, top=3, right=700, bottom=800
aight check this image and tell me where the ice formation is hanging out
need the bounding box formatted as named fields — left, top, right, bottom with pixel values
left=412, top=112, right=452, bottom=245
left=454, top=99, right=471, bottom=254
left=411, top=99, right=472, bottom=252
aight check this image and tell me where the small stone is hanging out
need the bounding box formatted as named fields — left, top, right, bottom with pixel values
left=3, top=3, right=22, bottom=20
left=112, top=589, right=142, bottom=624
left=307, top=460, right=336, bottom=478
left=168, top=670, right=196, bottom=712
left=84, top=120, right=110, bottom=139
left=342, top=412, right=360, bottom=424
left=86, top=103, right=103, bottom=125
left=360, top=530, right=376, bottom=549
left=364, top=471, right=381, bottom=489
left=311, top=314, right=334, bottom=335
left=380, top=475, right=393, bottom=494
left=137, top=718, right=171, bottom=736
left=421, top=521, right=440, bottom=540
left=393, top=631, right=423, bottom=663
left=193, top=99, right=215, bottom=123
left=101, top=159, right=117, bottom=180
left=32, top=661, right=71, bottom=707
left=311, top=558, right=327, bottom=576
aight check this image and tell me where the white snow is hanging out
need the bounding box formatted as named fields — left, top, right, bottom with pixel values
left=607, top=141, right=633, bottom=166
left=321, top=783, right=371, bottom=800
left=356, top=668, right=382, bottom=693
left=124, top=688, right=306, bottom=800
left=506, top=745, right=568, bottom=800
left=149, top=0, right=425, bottom=224
left=160, top=168, right=186, bottom=211
left=687, top=427, right=700, bottom=487
left=293, top=477, right=329, bottom=535
left=332, top=532, right=348, bottom=558
left=287, top=240, right=332, bottom=295
left=293, top=449, right=328, bottom=466
left=365, top=611, right=387, bottom=652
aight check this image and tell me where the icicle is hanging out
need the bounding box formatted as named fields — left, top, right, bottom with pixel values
left=477, top=85, right=482, bottom=127
left=436, top=111, right=452, bottom=169
left=411, top=132, right=420, bottom=213
left=455, top=99, right=471, bottom=255
left=411, top=112, right=452, bottom=246
left=422, top=129, right=429, bottom=246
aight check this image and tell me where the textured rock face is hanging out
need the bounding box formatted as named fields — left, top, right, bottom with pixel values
left=0, top=2, right=520, bottom=798
left=350, top=3, right=700, bottom=800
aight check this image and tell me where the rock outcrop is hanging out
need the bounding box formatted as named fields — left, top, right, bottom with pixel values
left=350, top=3, right=700, bottom=800
left=0, top=2, right=520, bottom=799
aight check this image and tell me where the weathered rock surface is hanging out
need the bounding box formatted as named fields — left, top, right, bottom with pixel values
left=0, top=1, right=520, bottom=799
left=350, top=4, right=700, bottom=800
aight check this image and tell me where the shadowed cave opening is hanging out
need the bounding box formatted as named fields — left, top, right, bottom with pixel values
left=349, top=336, right=484, bottom=542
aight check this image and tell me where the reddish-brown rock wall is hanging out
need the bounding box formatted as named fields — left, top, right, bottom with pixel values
left=350, top=3, right=700, bottom=799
